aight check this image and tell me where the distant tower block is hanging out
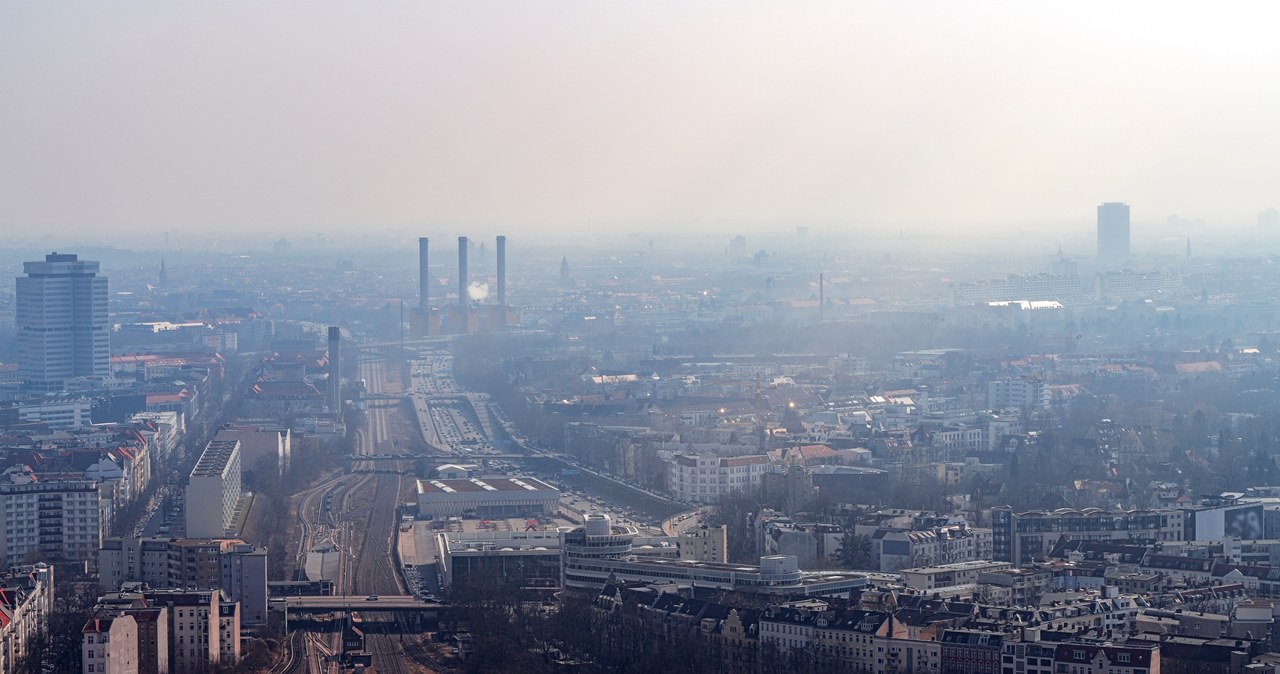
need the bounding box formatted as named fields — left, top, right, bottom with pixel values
left=1097, top=202, right=1130, bottom=263
left=418, top=237, right=429, bottom=309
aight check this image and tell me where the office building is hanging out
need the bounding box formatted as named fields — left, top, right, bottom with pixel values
left=1097, top=202, right=1130, bottom=262
left=991, top=506, right=1184, bottom=564
left=185, top=441, right=242, bottom=538
left=1260, top=207, right=1280, bottom=228
left=16, top=253, right=109, bottom=392
left=0, top=466, right=102, bottom=566
left=561, top=514, right=868, bottom=596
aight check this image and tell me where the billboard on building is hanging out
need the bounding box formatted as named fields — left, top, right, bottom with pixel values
left=1195, top=503, right=1264, bottom=541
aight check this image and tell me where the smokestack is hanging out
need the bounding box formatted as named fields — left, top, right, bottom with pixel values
left=418, top=237, right=429, bottom=309
left=819, top=272, right=825, bottom=322
left=457, top=236, right=468, bottom=309
left=327, top=326, right=340, bottom=411
left=496, top=235, right=506, bottom=307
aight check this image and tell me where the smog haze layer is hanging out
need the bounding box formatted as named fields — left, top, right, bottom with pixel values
left=3, top=1, right=1280, bottom=247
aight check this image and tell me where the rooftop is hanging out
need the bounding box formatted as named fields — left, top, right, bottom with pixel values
left=191, top=440, right=240, bottom=477
left=417, top=476, right=558, bottom=495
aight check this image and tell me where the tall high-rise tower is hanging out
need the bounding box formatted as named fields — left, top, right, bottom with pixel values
left=1097, top=202, right=1130, bottom=262
left=16, top=253, right=109, bottom=392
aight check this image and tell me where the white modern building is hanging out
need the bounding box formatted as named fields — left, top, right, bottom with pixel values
left=13, top=394, right=94, bottom=429
left=16, top=253, right=109, bottom=392
left=987, top=377, right=1049, bottom=411
left=186, top=440, right=242, bottom=538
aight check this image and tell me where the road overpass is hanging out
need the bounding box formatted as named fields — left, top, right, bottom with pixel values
left=276, top=595, right=446, bottom=614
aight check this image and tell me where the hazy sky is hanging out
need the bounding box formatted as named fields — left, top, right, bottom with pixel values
left=3, top=2, right=1280, bottom=239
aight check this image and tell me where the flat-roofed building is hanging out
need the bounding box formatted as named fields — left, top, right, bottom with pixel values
left=185, top=440, right=242, bottom=538
left=991, top=506, right=1184, bottom=564
left=899, top=560, right=1013, bottom=591
left=415, top=476, right=559, bottom=518
left=561, top=513, right=868, bottom=597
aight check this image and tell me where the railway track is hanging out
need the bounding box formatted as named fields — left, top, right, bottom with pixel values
left=286, top=352, right=418, bottom=672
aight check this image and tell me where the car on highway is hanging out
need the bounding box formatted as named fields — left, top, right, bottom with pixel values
left=365, top=595, right=379, bottom=601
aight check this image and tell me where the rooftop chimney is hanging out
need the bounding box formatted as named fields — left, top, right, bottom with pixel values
left=496, top=235, right=506, bottom=307
left=327, top=326, right=340, bottom=411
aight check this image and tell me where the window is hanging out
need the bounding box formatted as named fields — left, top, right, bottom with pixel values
left=1117, top=653, right=1131, bottom=664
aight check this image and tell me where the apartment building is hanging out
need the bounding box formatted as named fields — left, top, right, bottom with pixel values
left=667, top=453, right=770, bottom=503
left=0, top=466, right=102, bottom=566
left=140, top=589, right=238, bottom=671
left=98, top=537, right=268, bottom=626
left=81, top=615, right=138, bottom=674
left=871, top=524, right=993, bottom=572
left=0, top=564, right=53, bottom=672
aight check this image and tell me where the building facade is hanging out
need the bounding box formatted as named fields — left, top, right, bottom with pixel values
left=185, top=441, right=242, bottom=539
left=0, top=467, right=102, bottom=566
left=81, top=615, right=138, bottom=674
